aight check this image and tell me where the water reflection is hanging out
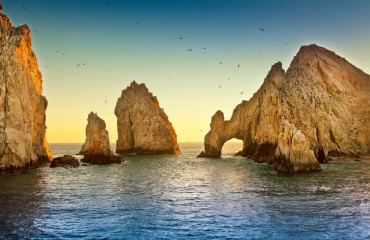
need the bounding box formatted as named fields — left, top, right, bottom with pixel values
left=0, top=143, right=368, bottom=239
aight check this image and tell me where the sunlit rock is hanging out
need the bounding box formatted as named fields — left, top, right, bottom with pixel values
left=199, top=44, right=370, bottom=173
left=274, top=118, right=321, bottom=173
left=80, top=112, right=122, bottom=164
left=115, top=81, right=180, bottom=154
left=0, top=4, right=52, bottom=174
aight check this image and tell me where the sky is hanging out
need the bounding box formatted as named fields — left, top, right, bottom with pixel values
left=1, top=0, right=370, bottom=143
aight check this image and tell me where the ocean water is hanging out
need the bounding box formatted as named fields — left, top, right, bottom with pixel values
left=0, top=142, right=369, bottom=240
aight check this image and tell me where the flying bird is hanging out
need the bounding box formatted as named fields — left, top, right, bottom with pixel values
left=22, top=6, right=26, bottom=10
left=77, top=64, right=80, bottom=67
left=136, top=22, right=139, bottom=24
left=241, top=92, right=243, bottom=95
left=105, top=100, right=107, bottom=103
left=82, top=63, right=85, bottom=66
left=220, top=62, right=222, bottom=64
left=283, top=42, right=288, bottom=46
left=203, top=47, right=206, bottom=50
left=218, top=85, right=222, bottom=88
left=187, top=49, right=192, bottom=51
left=228, top=78, right=231, bottom=81
left=259, top=27, right=265, bottom=32
left=179, top=37, right=183, bottom=40
left=238, top=64, right=240, bottom=68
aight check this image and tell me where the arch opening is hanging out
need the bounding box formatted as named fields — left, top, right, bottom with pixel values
left=221, top=138, right=243, bottom=158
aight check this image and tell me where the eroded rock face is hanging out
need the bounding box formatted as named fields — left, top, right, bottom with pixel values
left=80, top=112, right=123, bottom=164
left=0, top=4, right=52, bottom=174
left=199, top=44, right=370, bottom=169
left=115, top=81, right=180, bottom=154
left=50, top=155, right=80, bottom=168
left=274, top=118, right=321, bottom=173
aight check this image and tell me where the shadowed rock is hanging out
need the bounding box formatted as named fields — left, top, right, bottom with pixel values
left=115, top=81, right=180, bottom=155
left=50, top=155, right=80, bottom=168
left=0, top=4, right=52, bottom=174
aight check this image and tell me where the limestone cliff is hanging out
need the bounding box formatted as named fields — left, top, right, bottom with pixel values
left=198, top=44, right=370, bottom=168
left=0, top=4, right=52, bottom=174
left=80, top=112, right=122, bottom=164
left=115, top=81, right=180, bottom=154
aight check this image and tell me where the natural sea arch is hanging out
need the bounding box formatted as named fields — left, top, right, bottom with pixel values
left=221, top=138, right=244, bottom=158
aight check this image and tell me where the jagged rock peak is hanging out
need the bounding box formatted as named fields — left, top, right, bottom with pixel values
left=198, top=44, right=370, bottom=173
left=80, top=112, right=110, bottom=156
left=115, top=81, right=180, bottom=155
left=0, top=4, right=13, bottom=27
left=0, top=5, right=52, bottom=174
left=80, top=112, right=122, bottom=164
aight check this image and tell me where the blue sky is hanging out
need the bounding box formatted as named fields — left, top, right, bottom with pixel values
left=1, top=0, right=370, bottom=142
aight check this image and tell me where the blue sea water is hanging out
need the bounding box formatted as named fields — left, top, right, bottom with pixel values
left=0, top=142, right=369, bottom=239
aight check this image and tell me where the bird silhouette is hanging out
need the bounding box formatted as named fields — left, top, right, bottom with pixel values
left=283, top=42, right=288, bottom=46
left=228, top=78, right=231, bottom=81
left=179, top=37, right=183, bottom=40
left=77, top=64, right=80, bottom=67
left=22, top=6, right=26, bottom=10
left=241, top=92, right=243, bottom=95
left=136, top=22, right=139, bottom=24
left=187, top=49, right=192, bottom=51
left=218, top=85, right=222, bottom=88
left=238, top=64, right=240, bottom=68
left=105, top=100, right=107, bottom=103
left=259, top=27, right=265, bottom=32
left=82, top=63, right=85, bottom=66
left=220, top=62, right=222, bottom=64
left=203, top=47, right=206, bottom=50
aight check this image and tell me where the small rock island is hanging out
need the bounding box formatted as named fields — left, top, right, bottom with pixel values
left=0, top=4, right=52, bottom=174
left=115, top=81, right=180, bottom=155
left=80, top=112, right=122, bottom=164
left=198, top=44, right=370, bottom=173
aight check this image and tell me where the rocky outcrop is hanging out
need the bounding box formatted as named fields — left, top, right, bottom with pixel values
left=274, top=118, right=321, bottom=173
left=80, top=112, right=123, bottom=164
left=115, top=81, right=180, bottom=154
left=50, top=155, right=80, bottom=168
left=0, top=4, right=52, bottom=174
left=199, top=44, right=370, bottom=171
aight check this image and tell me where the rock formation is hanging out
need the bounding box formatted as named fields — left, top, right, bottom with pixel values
left=50, top=155, right=80, bottom=168
left=80, top=112, right=122, bottom=164
left=274, top=118, right=321, bottom=173
left=198, top=44, right=370, bottom=172
left=0, top=4, right=52, bottom=174
left=115, top=81, right=180, bottom=154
